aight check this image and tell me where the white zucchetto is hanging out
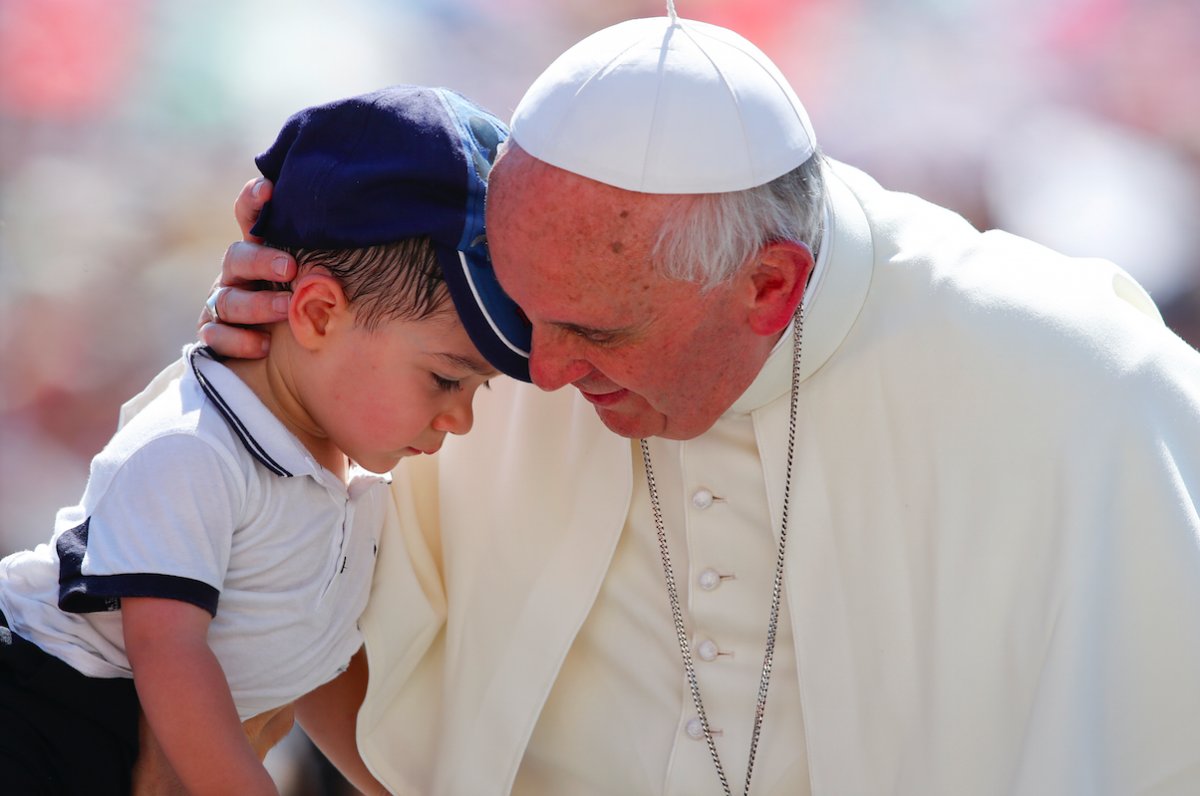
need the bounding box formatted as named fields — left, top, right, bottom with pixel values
left=510, top=16, right=818, bottom=194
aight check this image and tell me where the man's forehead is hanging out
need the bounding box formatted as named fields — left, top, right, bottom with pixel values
left=495, top=158, right=673, bottom=249
left=495, top=144, right=660, bottom=211
left=487, top=146, right=685, bottom=318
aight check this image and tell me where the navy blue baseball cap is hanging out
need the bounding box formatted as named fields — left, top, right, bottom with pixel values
left=251, top=85, right=531, bottom=382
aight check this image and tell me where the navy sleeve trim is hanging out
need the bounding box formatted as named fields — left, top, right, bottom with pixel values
left=56, top=519, right=220, bottom=617
left=59, top=572, right=220, bottom=617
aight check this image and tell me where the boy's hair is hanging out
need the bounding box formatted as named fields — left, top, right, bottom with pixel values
left=273, top=237, right=451, bottom=331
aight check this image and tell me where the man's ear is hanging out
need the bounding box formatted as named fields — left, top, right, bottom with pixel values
left=288, top=273, right=350, bottom=349
left=745, top=240, right=814, bottom=336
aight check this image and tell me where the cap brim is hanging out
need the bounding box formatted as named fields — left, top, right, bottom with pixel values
left=438, top=244, right=531, bottom=382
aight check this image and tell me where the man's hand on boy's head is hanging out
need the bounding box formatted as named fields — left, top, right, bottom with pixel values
left=234, top=177, right=271, bottom=241
left=199, top=178, right=297, bottom=359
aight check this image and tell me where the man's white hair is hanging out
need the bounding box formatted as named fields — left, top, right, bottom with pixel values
left=652, top=154, right=826, bottom=288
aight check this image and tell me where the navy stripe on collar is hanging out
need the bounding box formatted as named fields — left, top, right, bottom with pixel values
left=189, top=346, right=293, bottom=477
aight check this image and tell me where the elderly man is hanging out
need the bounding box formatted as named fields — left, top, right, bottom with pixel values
left=174, top=12, right=1199, bottom=796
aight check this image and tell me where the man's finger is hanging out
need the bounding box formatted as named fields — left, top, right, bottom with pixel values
left=234, top=177, right=272, bottom=240
left=196, top=285, right=287, bottom=357
left=221, top=240, right=296, bottom=287
left=199, top=321, right=273, bottom=360
left=211, top=284, right=290, bottom=327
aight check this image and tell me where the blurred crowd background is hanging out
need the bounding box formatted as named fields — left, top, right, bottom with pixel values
left=2, top=0, right=1198, bottom=792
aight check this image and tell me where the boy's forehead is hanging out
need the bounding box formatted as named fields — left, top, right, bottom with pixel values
left=432, top=350, right=500, bottom=377
left=418, top=314, right=500, bottom=375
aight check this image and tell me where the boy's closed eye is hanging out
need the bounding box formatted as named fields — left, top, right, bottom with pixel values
left=433, top=374, right=464, bottom=392
left=430, top=352, right=498, bottom=392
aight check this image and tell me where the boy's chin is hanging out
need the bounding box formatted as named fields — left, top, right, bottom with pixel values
left=355, top=454, right=403, bottom=474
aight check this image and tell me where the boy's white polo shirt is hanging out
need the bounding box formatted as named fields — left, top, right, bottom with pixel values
left=0, top=345, right=388, bottom=719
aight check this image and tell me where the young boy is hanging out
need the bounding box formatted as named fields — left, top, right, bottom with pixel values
left=0, top=85, right=531, bottom=795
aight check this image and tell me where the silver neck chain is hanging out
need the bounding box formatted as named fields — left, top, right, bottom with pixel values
left=639, top=308, right=803, bottom=796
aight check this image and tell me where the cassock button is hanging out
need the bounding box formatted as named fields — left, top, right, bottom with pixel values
left=696, top=639, right=720, bottom=662
left=698, top=568, right=722, bottom=591
left=685, top=717, right=705, bottom=740
left=691, top=488, right=715, bottom=509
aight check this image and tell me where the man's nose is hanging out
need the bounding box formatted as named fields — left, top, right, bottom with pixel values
left=528, top=329, right=592, bottom=391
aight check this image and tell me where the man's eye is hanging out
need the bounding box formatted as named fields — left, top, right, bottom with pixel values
left=572, top=328, right=615, bottom=345
left=433, top=374, right=463, bottom=392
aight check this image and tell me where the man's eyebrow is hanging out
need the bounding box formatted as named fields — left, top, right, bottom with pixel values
left=552, top=320, right=632, bottom=339
left=433, top=352, right=499, bottom=376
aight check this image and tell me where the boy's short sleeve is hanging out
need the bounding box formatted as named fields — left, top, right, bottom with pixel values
left=57, top=432, right=246, bottom=617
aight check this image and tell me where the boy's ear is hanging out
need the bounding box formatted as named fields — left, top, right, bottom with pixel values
left=744, top=240, right=814, bottom=336
left=288, top=273, right=351, bottom=349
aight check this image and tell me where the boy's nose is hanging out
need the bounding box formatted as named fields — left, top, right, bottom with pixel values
left=433, top=399, right=474, bottom=436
